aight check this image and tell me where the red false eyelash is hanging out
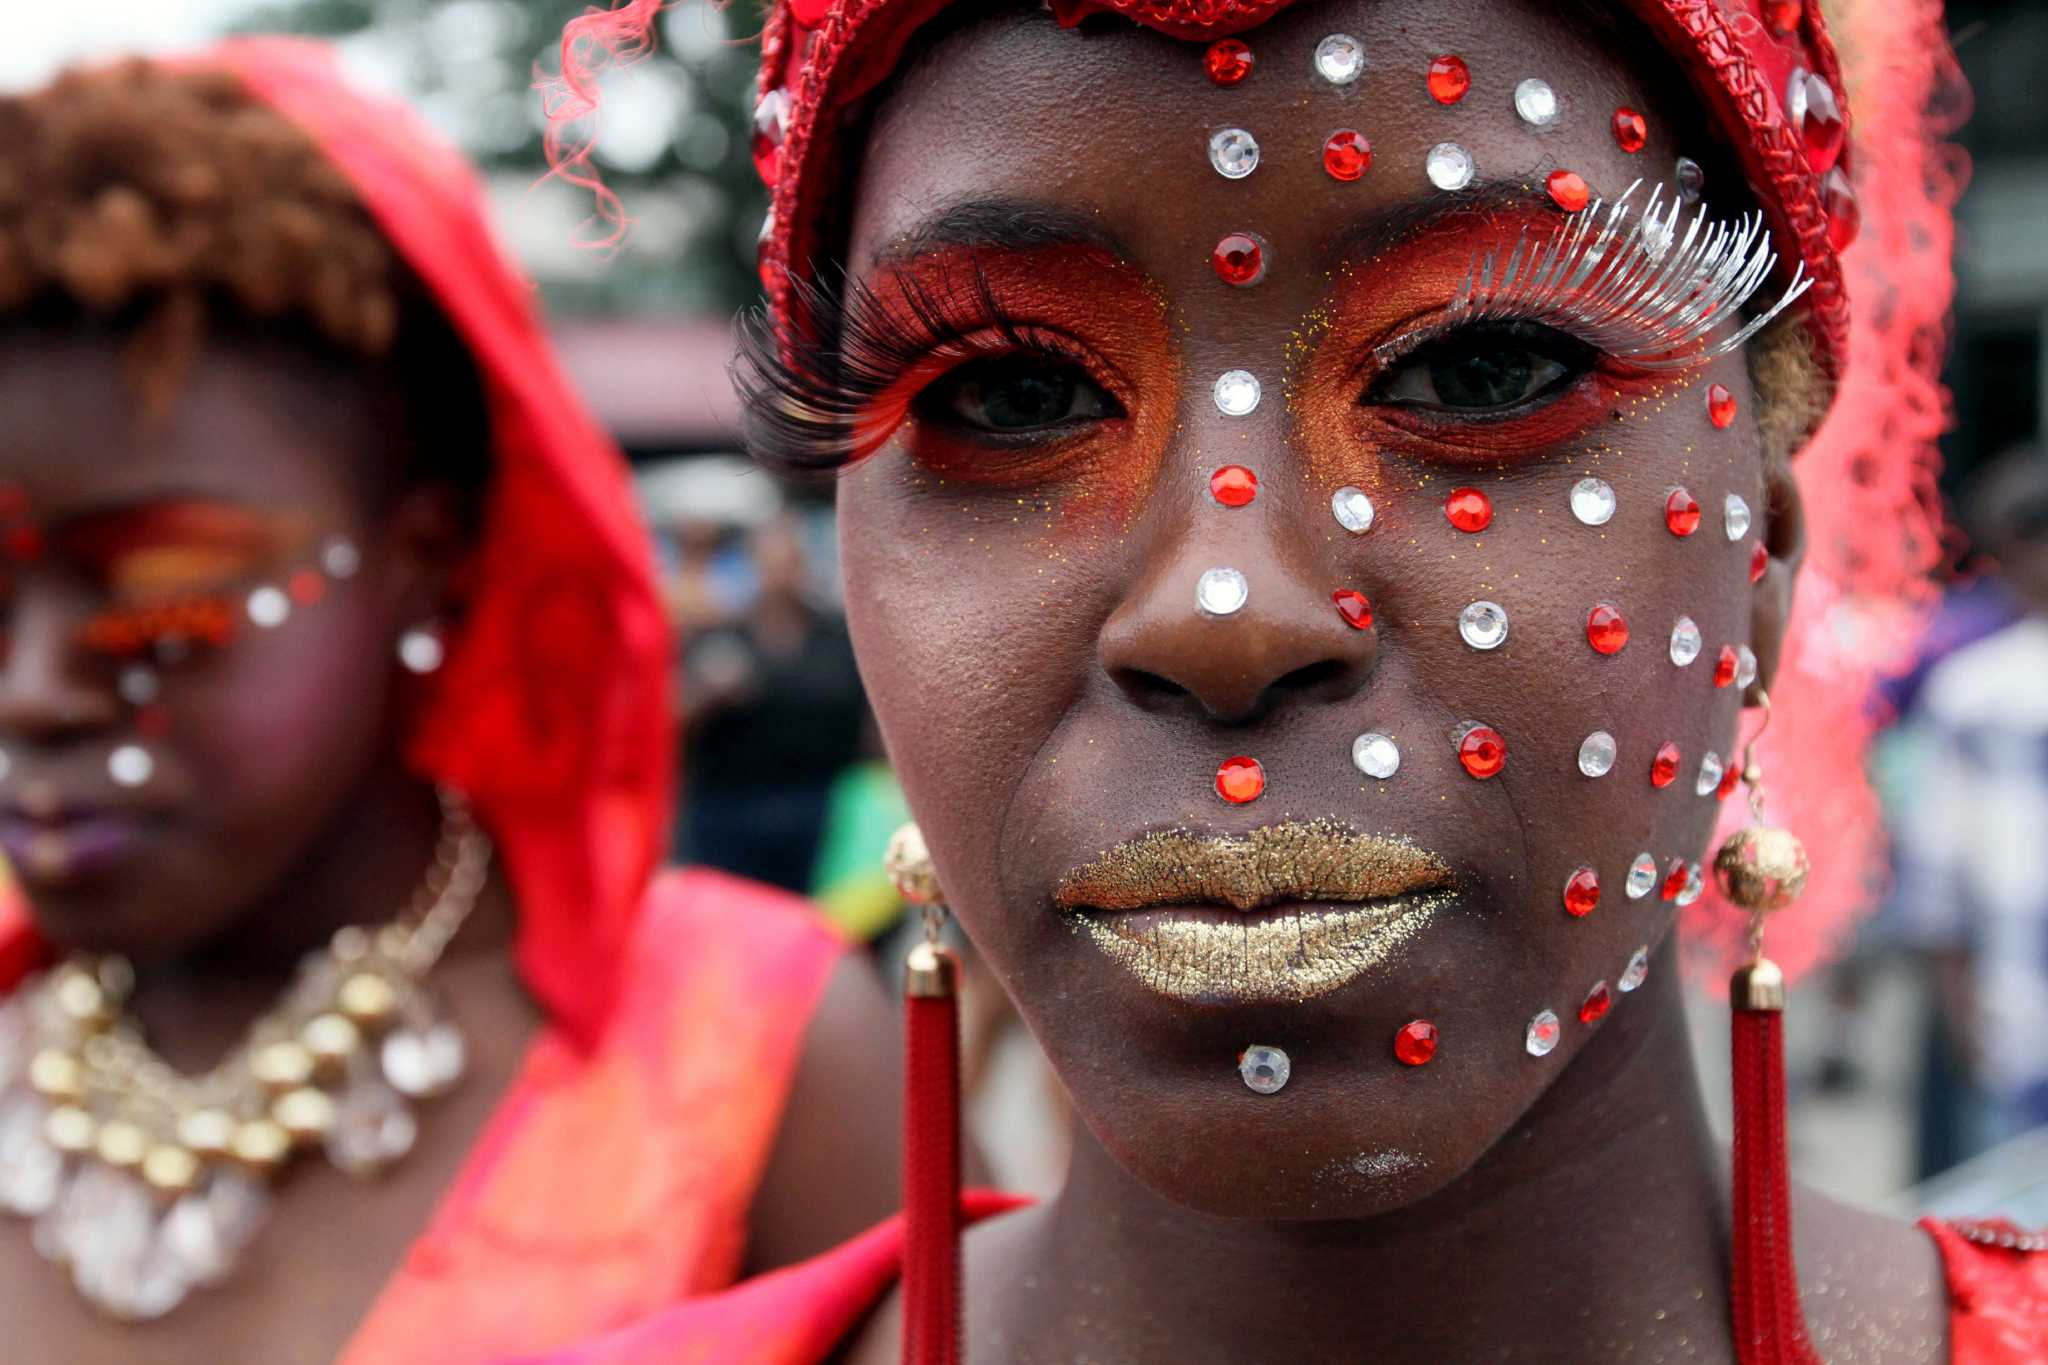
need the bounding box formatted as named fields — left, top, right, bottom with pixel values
left=77, top=596, right=239, bottom=659
left=734, top=258, right=1071, bottom=475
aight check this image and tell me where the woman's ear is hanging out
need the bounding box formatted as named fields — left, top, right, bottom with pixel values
left=1747, top=451, right=1806, bottom=701
left=378, top=482, right=468, bottom=625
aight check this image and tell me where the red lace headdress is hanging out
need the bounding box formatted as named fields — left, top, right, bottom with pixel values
left=557, top=0, right=1960, bottom=979
left=0, top=39, right=674, bottom=1048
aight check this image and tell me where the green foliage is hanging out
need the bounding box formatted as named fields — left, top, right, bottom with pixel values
left=237, top=0, right=768, bottom=316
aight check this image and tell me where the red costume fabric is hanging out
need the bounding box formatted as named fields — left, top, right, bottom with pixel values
left=0, top=38, right=850, bottom=1357
left=511, top=1202, right=2046, bottom=1363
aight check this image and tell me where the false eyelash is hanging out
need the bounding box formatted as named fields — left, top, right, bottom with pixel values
left=733, top=259, right=1051, bottom=475
left=1430, top=178, right=1811, bottom=369
left=77, top=596, right=239, bottom=658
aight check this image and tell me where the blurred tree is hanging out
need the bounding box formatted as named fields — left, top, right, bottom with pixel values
left=236, top=0, right=767, bottom=317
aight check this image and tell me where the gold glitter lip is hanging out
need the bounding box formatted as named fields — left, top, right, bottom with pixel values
left=1055, top=820, right=1453, bottom=1005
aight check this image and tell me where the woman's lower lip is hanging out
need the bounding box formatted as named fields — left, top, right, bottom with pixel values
left=1069, top=895, right=1448, bottom=1006
left=0, top=816, right=147, bottom=884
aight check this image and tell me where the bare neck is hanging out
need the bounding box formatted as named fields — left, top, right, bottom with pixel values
left=126, top=761, right=519, bottom=1074
left=978, top=952, right=1735, bottom=1363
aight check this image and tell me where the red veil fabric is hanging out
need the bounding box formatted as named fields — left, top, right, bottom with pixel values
left=0, top=37, right=672, bottom=1049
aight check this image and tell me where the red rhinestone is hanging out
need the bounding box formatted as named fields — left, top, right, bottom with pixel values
left=1563, top=866, right=1601, bottom=918
left=1821, top=167, right=1859, bottom=251
left=1651, top=741, right=1681, bottom=788
left=1713, top=645, right=1739, bottom=688
left=1707, top=383, right=1737, bottom=429
left=1394, top=1020, right=1439, bottom=1066
left=1750, top=542, right=1769, bottom=583
left=1611, top=107, right=1648, bottom=153
left=1764, top=0, right=1801, bottom=34
left=135, top=705, right=172, bottom=738
left=288, top=569, right=327, bottom=607
left=1205, top=38, right=1254, bottom=86
left=1664, top=488, right=1701, bottom=537
left=1579, top=981, right=1613, bottom=1024
left=1210, top=464, right=1258, bottom=506
left=1322, top=130, right=1372, bottom=182
left=1333, top=589, right=1374, bottom=630
left=1216, top=756, right=1265, bottom=804
left=1445, top=487, right=1492, bottom=533
left=1717, top=761, right=1743, bottom=800
left=1546, top=170, right=1590, bottom=212
left=1457, top=725, right=1507, bottom=780
left=1586, top=603, right=1630, bottom=655
left=1427, top=54, right=1471, bottom=104
left=1660, top=857, right=1688, bottom=901
left=1793, top=71, right=1844, bottom=175
left=1212, top=233, right=1265, bottom=287
left=0, top=486, right=24, bottom=518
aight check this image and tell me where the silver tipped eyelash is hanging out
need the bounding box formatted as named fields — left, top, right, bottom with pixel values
left=1433, top=178, right=1811, bottom=368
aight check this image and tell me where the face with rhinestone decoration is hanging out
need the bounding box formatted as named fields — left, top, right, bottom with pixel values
left=747, top=0, right=1812, bottom=1223
left=0, top=324, right=487, bottom=958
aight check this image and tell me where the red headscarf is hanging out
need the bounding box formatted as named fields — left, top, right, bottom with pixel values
left=0, top=39, right=673, bottom=1049
left=552, top=0, right=1962, bottom=980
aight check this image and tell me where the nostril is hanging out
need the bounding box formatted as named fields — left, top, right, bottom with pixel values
left=1270, top=659, right=1348, bottom=695
left=1113, top=667, right=1190, bottom=709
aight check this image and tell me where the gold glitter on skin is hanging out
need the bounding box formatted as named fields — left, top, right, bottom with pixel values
left=1056, top=821, right=1452, bottom=1004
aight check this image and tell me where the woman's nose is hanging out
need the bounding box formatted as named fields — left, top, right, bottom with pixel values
left=0, top=589, right=119, bottom=741
left=1099, top=533, right=1375, bottom=726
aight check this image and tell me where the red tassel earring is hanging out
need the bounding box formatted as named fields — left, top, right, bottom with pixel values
left=886, top=824, right=962, bottom=1365
left=1713, top=690, right=1820, bottom=1365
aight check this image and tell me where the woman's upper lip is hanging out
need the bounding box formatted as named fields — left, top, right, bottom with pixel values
left=1054, top=818, right=1454, bottom=914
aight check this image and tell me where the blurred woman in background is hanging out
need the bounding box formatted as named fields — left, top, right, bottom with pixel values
left=0, top=42, right=895, bottom=1360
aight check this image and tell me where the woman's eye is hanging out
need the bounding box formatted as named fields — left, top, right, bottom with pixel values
left=1370, top=325, right=1596, bottom=413
left=919, top=355, right=1120, bottom=434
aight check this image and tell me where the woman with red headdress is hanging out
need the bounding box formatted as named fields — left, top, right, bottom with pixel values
left=0, top=41, right=898, bottom=1360
left=530, top=0, right=2047, bottom=1360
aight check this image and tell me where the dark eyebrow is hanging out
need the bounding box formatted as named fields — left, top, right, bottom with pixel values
left=868, top=199, right=1132, bottom=268
left=1323, top=180, right=1570, bottom=268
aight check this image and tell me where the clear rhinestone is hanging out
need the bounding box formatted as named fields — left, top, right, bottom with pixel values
left=1578, top=731, right=1617, bottom=778
left=1513, top=77, right=1559, bottom=127
left=381, top=1023, right=466, bottom=1100
left=1570, top=477, right=1616, bottom=526
left=108, top=745, right=154, bottom=789
left=1735, top=645, right=1758, bottom=689
left=326, top=1076, right=418, bottom=1178
left=1669, top=616, right=1702, bottom=666
left=117, top=666, right=160, bottom=706
left=1239, top=1045, right=1291, bottom=1094
left=1458, top=600, right=1509, bottom=650
left=1332, top=487, right=1375, bottom=533
left=1314, top=33, right=1366, bottom=85
left=1675, top=156, right=1705, bottom=203
left=398, top=628, right=445, bottom=675
left=1426, top=141, right=1475, bottom=191
left=0, top=1091, right=59, bottom=1216
left=1618, top=945, right=1651, bottom=992
left=1209, top=127, right=1260, bottom=180
left=1696, top=751, right=1724, bottom=797
left=1724, top=493, right=1752, bottom=541
left=1213, top=369, right=1260, bottom=416
left=246, top=586, right=290, bottom=629
left=1195, top=567, right=1249, bottom=617
left=320, top=536, right=362, bottom=579
left=1625, top=852, right=1658, bottom=899
left=1525, top=1010, right=1561, bottom=1058
left=60, top=1166, right=182, bottom=1320
left=1352, top=732, right=1400, bottom=779
left=1676, top=862, right=1705, bottom=907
